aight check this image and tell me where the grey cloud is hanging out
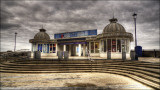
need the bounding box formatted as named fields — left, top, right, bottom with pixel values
left=1, top=0, right=159, bottom=51
left=1, top=23, right=20, bottom=30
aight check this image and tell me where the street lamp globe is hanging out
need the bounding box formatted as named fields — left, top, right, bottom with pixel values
left=133, top=13, right=137, bottom=19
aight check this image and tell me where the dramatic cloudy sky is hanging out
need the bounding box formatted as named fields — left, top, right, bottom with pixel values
left=1, top=0, right=159, bottom=51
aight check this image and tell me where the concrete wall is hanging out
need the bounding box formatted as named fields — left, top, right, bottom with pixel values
left=100, top=52, right=130, bottom=59
left=142, top=50, right=160, bottom=58
left=31, top=52, right=57, bottom=57
left=90, top=53, right=100, bottom=57
left=131, top=50, right=160, bottom=58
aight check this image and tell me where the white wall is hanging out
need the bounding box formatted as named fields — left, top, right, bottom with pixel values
left=90, top=53, right=100, bottom=57
left=99, top=52, right=130, bottom=59
left=31, top=52, right=57, bottom=57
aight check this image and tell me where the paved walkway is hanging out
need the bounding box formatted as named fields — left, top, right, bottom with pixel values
left=138, top=57, right=160, bottom=63
left=1, top=73, right=152, bottom=90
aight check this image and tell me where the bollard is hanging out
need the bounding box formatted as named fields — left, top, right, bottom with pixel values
left=57, top=51, right=63, bottom=60
left=131, top=51, right=135, bottom=60
left=34, top=51, right=36, bottom=59
left=64, top=51, right=69, bottom=60
left=135, top=54, right=138, bottom=60
left=107, top=51, right=111, bottom=60
left=122, top=52, right=126, bottom=60
left=34, top=51, right=41, bottom=59
left=27, top=51, right=31, bottom=59
left=135, top=47, right=139, bottom=60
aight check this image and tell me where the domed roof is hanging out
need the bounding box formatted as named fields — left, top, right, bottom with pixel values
left=103, top=18, right=126, bottom=33
left=34, top=28, right=50, bottom=40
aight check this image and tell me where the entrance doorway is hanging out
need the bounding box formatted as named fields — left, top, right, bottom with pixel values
left=71, top=44, right=79, bottom=56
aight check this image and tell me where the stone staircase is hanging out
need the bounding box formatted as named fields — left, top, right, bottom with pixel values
left=0, top=59, right=159, bottom=89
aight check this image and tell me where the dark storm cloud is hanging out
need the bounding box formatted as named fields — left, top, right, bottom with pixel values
left=1, top=11, right=20, bottom=30
left=1, top=0, right=159, bottom=51
left=1, top=23, right=20, bottom=30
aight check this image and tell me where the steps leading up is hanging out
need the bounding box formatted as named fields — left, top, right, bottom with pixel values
left=0, top=59, right=159, bottom=89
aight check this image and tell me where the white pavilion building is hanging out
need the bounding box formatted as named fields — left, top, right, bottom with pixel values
left=29, top=17, right=133, bottom=59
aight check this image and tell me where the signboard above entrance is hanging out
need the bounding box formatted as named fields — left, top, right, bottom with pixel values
left=54, top=29, right=97, bottom=39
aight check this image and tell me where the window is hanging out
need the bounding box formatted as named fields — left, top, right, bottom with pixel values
left=32, top=43, right=36, bottom=52
left=50, top=44, right=52, bottom=53
left=104, top=40, right=106, bottom=52
left=66, top=45, right=69, bottom=52
left=38, top=44, right=42, bottom=52
left=112, top=39, right=116, bottom=52
left=101, top=40, right=104, bottom=52
left=50, top=44, right=56, bottom=53
left=107, top=39, right=111, bottom=52
left=91, top=42, right=94, bottom=53
left=121, top=39, right=126, bottom=52
left=90, top=42, right=99, bottom=53
left=53, top=44, right=56, bottom=53
left=126, top=40, right=129, bottom=53
left=122, top=45, right=125, bottom=52
left=76, top=45, right=79, bottom=53
left=95, top=42, right=99, bottom=53
left=43, top=44, right=48, bottom=53
left=117, top=39, right=121, bottom=52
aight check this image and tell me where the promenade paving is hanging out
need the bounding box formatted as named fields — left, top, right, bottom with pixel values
left=1, top=73, right=152, bottom=90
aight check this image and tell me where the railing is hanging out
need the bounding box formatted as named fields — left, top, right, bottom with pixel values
left=131, top=49, right=160, bottom=58
left=98, top=32, right=133, bottom=38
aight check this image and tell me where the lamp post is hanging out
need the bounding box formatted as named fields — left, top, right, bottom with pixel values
left=14, top=32, right=17, bottom=52
left=132, top=13, right=138, bottom=60
left=133, top=13, right=137, bottom=47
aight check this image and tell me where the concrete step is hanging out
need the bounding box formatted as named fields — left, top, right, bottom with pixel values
left=0, top=63, right=93, bottom=66
left=102, top=68, right=159, bottom=84
left=1, top=62, right=159, bottom=75
left=101, top=70, right=160, bottom=90
left=2, top=61, right=159, bottom=68
left=8, top=59, right=158, bottom=64
left=1, top=60, right=159, bottom=89
left=104, top=66, right=159, bottom=78
left=0, top=69, right=98, bottom=73
left=1, top=65, right=158, bottom=81
left=7, top=60, right=160, bottom=67
left=104, top=64, right=160, bottom=73
left=104, top=63, right=159, bottom=69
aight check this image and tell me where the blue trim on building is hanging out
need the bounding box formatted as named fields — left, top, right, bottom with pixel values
left=54, top=29, right=97, bottom=39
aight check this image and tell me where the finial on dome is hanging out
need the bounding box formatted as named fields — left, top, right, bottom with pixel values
left=39, top=28, right=46, bottom=32
left=39, top=24, right=46, bottom=32
left=109, top=17, right=118, bottom=23
left=109, top=10, right=117, bottom=23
